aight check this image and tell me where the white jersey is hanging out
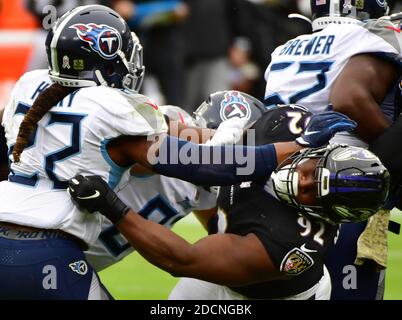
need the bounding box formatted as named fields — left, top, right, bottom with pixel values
left=0, top=70, right=167, bottom=245
left=264, top=19, right=402, bottom=147
left=85, top=172, right=217, bottom=271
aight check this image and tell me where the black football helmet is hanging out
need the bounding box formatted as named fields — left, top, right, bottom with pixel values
left=193, top=91, right=267, bottom=129
left=271, top=144, right=390, bottom=224
left=311, top=0, right=389, bottom=31
left=45, top=5, right=144, bottom=92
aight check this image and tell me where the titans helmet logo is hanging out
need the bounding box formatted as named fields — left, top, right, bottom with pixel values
left=68, top=260, right=88, bottom=275
left=70, top=23, right=122, bottom=60
left=220, top=91, right=251, bottom=121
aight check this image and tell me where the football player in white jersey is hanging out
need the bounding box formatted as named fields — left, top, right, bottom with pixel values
left=263, top=0, right=401, bottom=299
left=85, top=92, right=270, bottom=272
left=85, top=105, right=218, bottom=271
left=0, top=5, right=164, bottom=299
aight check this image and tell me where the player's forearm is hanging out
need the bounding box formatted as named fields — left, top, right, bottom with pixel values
left=117, top=210, right=280, bottom=286
left=274, top=141, right=303, bottom=164
left=117, top=210, right=197, bottom=276
left=193, top=208, right=217, bottom=231
left=330, top=55, right=397, bottom=143
left=150, top=136, right=280, bottom=185
left=333, top=99, right=390, bottom=142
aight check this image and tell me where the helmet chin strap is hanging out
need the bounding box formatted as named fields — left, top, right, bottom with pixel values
left=288, top=13, right=313, bottom=25
left=94, top=70, right=108, bottom=87
left=117, top=50, right=130, bottom=72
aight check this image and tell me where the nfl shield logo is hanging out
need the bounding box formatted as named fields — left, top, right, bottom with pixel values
left=316, top=0, right=326, bottom=4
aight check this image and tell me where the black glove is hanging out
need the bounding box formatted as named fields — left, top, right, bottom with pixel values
left=68, top=175, right=130, bottom=225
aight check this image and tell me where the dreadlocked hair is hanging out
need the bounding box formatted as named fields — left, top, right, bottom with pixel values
left=12, top=83, right=76, bottom=163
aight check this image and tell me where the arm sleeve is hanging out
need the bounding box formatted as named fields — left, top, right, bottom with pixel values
left=151, top=136, right=278, bottom=186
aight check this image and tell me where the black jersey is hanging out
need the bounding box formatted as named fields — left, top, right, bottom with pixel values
left=213, top=182, right=338, bottom=299
left=209, top=105, right=337, bottom=299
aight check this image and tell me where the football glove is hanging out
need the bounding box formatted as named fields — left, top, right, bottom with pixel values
left=68, top=175, right=130, bottom=225
left=205, top=117, right=248, bottom=146
left=296, top=111, right=357, bottom=148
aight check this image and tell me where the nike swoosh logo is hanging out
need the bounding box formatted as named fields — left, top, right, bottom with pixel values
left=300, top=244, right=318, bottom=253
left=76, top=190, right=100, bottom=200
left=303, top=130, right=320, bottom=136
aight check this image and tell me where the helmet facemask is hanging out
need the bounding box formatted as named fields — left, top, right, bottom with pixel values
left=271, top=146, right=331, bottom=221
left=121, top=33, right=145, bottom=93
left=271, top=145, right=390, bottom=224
left=306, top=0, right=390, bottom=32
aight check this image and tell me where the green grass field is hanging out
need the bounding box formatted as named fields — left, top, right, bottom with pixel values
left=99, top=212, right=402, bottom=300
left=99, top=215, right=207, bottom=300
left=384, top=211, right=402, bottom=299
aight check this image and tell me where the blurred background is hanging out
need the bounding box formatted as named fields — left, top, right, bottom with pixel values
left=0, top=0, right=400, bottom=112
left=0, top=0, right=315, bottom=113
left=0, top=0, right=401, bottom=300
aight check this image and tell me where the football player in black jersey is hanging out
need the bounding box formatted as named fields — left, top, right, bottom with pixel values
left=66, top=95, right=390, bottom=300
left=169, top=100, right=390, bottom=299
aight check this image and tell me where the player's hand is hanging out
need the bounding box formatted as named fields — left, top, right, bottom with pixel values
left=205, top=117, right=248, bottom=146
left=68, top=175, right=130, bottom=225
left=296, top=111, right=357, bottom=148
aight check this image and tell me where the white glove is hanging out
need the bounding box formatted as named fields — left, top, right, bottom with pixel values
left=204, top=117, right=248, bottom=146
